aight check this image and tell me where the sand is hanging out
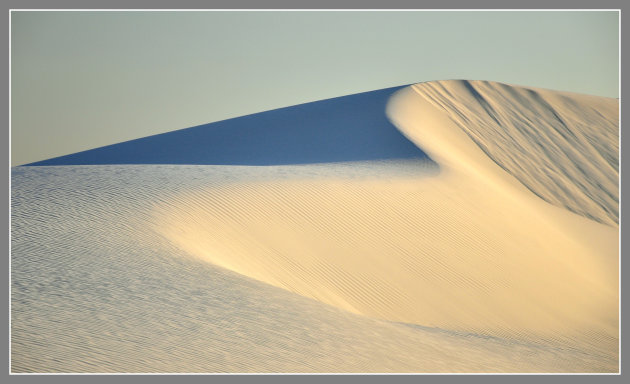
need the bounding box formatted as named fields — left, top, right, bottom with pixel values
left=12, top=80, right=619, bottom=372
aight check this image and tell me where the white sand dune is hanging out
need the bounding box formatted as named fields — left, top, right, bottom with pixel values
left=11, top=80, right=619, bottom=372
left=151, top=81, right=618, bottom=365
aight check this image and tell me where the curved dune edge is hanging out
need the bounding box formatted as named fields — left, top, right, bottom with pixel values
left=151, top=82, right=618, bottom=357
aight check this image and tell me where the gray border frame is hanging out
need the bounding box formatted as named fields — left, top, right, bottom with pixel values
left=2, top=1, right=626, bottom=383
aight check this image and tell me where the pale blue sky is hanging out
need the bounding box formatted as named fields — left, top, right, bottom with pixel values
left=11, top=11, right=619, bottom=165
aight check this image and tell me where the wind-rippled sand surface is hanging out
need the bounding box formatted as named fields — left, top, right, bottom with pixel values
left=11, top=81, right=619, bottom=373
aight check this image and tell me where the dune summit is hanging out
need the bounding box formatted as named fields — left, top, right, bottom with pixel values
left=11, top=80, right=619, bottom=372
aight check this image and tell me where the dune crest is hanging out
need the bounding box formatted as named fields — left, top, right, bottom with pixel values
left=152, top=81, right=618, bottom=360
left=408, top=80, right=619, bottom=226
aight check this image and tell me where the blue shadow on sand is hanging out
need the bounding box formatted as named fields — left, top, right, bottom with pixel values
left=26, top=85, right=430, bottom=166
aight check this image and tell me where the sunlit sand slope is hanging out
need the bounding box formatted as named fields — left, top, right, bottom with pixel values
left=153, top=81, right=618, bottom=363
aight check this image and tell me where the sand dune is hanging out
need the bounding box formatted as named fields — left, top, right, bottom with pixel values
left=152, top=81, right=618, bottom=359
left=12, top=81, right=619, bottom=372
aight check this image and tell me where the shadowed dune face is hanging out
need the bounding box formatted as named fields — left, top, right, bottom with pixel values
left=25, top=86, right=432, bottom=166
